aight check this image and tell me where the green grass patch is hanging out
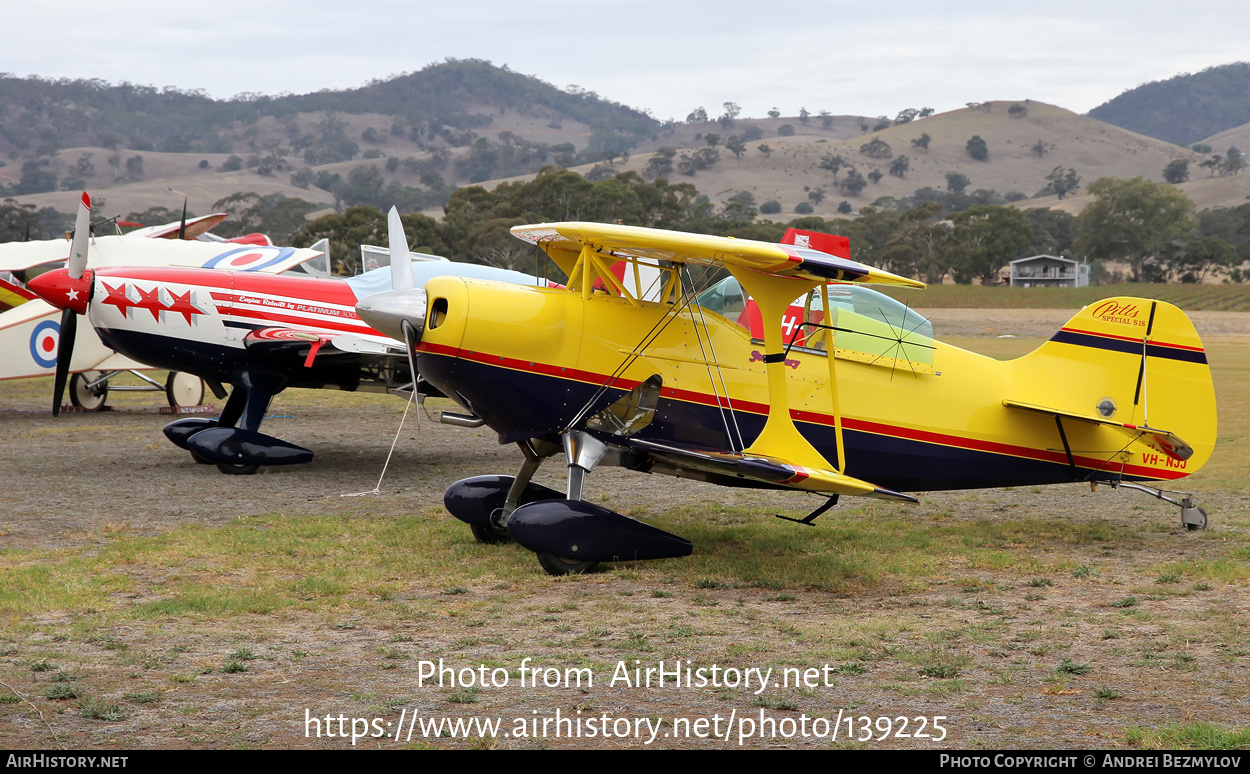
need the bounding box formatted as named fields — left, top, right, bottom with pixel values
left=1124, top=722, right=1250, bottom=750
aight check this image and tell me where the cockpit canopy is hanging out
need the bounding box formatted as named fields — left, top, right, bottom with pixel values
left=697, top=276, right=935, bottom=373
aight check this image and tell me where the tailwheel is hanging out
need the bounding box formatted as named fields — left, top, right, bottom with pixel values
left=536, top=553, right=599, bottom=576
left=69, top=371, right=107, bottom=411
left=216, top=462, right=260, bottom=475
left=1184, top=506, right=1207, bottom=531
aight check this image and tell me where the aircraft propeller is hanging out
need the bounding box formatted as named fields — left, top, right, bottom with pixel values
left=51, top=193, right=93, bottom=417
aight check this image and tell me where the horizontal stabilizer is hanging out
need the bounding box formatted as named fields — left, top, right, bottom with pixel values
left=627, top=438, right=918, bottom=502
left=1002, top=399, right=1193, bottom=461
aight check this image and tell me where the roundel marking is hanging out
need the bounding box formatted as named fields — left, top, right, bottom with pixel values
left=30, top=319, right=60, bottom=368
left=201, top=246, right=295, bottom=272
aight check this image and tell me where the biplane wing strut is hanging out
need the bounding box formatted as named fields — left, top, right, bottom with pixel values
left=726, top=265, right=917, bottom=503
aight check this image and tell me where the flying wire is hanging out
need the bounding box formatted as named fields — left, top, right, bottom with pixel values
left=681, top=263, right=745, bottom=452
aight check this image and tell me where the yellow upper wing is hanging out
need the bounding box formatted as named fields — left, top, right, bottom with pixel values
left=511, top=222, right=925, bottom=288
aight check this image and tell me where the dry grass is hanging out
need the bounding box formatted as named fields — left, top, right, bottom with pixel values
left=0, top=319, right=1247, bottom=749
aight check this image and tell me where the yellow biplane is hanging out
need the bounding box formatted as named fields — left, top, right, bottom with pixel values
left=357, top=222, right=1218, bottom=575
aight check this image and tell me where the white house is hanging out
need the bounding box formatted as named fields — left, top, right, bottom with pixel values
left=1009, top=255, right=1089, bottom=288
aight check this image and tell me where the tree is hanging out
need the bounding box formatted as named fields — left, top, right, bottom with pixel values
left=889, top=155, right=910, bottom=178
left=808, top=187, right=826, bottom=205
left=860, top=138, right=892, bottom=159
left=867, top=169, right=884, bottom=184
left=1022, top=208, right=1076, bottom=257
left=767, top=107, right=781, bottom=119
left=760, top=200, right=781, bottom=215
left=794, top=201, right=814, bottom=214
left=946, top=206, right=1034, bottom=285
left=677, top=148, right=720, bottom=175
left=895, top=108, right=920, bottom=124
left=911, top=133, right=930, bottom=153
left=720, top=102, right=741, bottom=127
left=1172, top=235, right=1237, bottom=283
left=839, top=170, right=867, bottom=197
left=872, top=117, right=892, bottom=132
left=125, top=155, right=145, bottom=179
left=966, top=136, right=988, bottom=161
left=645, top=147, right=677, bottom=179
left=1008, top=103, right=1028, bottom=118
left=704, top=133, right=721, bottom=148
left=777, top=124, right=795, bottom=136
left=1075, top=176, right=1197, bottom=282
left=1200, top=155, right=1223, bottom=176
left=1031, top=140, right=1050, bottom=157
left=819, top=110, right=834, bottom=129
left=945, top=172, right=970, bottom=194
left=1043, top=167, right=1081, bottom=199
left=725, top=136, right=746, bottom=159
left=723, top=190, right=756, bottom=221
left=837, top=201, right=852, bottom=214
left=1222, top=147, right=1247, bottom=175
left=798, top=107, right=810, bottom=124
left=757, top=143, right=772, bottom=158
left=1162, top=159, right=1190, bottom=184
left=686, top=107, right=708, bottom=123
left=819, top=153, right=845, bottom=178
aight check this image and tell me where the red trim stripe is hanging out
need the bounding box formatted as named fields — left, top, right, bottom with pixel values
left=417, top=345, right=1189, bottom=480
left=1061, top=326, right=1205, bottom=353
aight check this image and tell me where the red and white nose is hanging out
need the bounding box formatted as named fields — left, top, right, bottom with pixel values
left=28, top=268, right=93, bottom=315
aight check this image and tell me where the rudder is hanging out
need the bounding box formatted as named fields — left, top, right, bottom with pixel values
left=1006, top=297, right=1216, bottom=480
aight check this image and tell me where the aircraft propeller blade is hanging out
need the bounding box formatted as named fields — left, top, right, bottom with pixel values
left=387, top=206, right=414, bottom=291
left=177, top=197, right=188, bottom=241
left=53, top=192, right=92, bottom=416
left=67, top=192, right=91, bottom=279
left=51, top=308, right=77, bottom=417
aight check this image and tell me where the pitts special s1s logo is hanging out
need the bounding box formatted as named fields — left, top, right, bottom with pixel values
left=100, top=282, right=206, bottom=325
left=1090, top=300, right=1145, bottom=327
left=750, top=350, right=801, bottom=369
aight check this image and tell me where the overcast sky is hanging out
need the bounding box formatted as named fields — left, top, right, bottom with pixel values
left=6, top=1, right=1246, bottom=121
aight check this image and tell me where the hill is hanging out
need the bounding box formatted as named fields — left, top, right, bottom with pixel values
left=1087, top=62, right=1250, bottom=146
left=0, top=59, right=656, bottom=160
left=538, top=100, right=1217, bottom=219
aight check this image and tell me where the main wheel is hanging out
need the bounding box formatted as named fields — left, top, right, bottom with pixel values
left=216, top=462, right=260, bottom=475
left=166, top=371, right=205, bottom=408
left=470, top=523, right=511, bottom=545
left=536, top=553, right=599, bottom=576
left=69, top=371, right=108, bottom=411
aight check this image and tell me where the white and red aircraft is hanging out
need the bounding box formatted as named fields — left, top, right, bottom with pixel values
left=29, top=200, right=544, bottom=473
left=1, top=195, right=329, bottom=409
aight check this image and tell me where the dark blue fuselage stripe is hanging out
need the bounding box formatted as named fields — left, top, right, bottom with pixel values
left=1049, top=330, right=1207, bottom=364
left=419, top=352, right=1157, bottom=492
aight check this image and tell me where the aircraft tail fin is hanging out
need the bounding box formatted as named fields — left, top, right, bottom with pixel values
left=1005, top=297, right=1216, bottom=478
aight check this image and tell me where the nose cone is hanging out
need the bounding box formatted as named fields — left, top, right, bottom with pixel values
left=356, top=288, right=427, bottom=343
left=28, top=268, right=92, bottom=314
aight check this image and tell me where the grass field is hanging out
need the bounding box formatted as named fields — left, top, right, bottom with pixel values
left=883, top=283, right=1250, bottom=311
left=1, top=334, right=1246, bottom=749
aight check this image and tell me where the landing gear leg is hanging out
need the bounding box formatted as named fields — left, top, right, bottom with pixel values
left=474, top=443, right=546, bottom=545
left=1101, top=481, right=1208, bottom=531
left=527, top=431, right=610, bottom=576
left=213, top=385, right=276, bottom=475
